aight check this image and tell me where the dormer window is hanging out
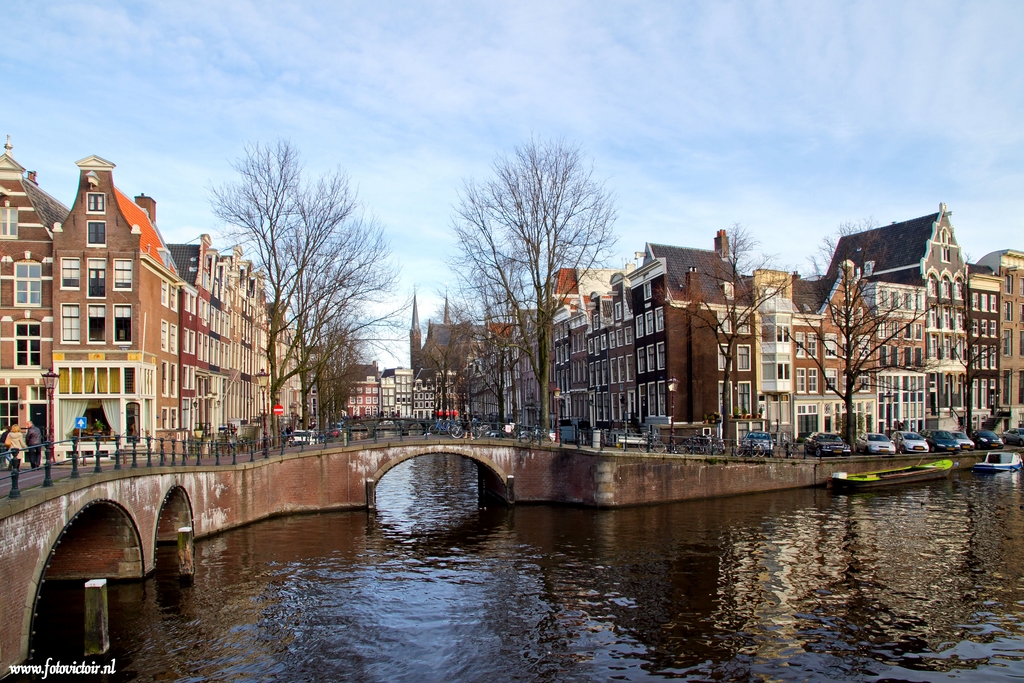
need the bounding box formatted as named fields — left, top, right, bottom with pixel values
left=87, top=193, right=105, bottom=213
left=0, top=206, right=16, bottom=238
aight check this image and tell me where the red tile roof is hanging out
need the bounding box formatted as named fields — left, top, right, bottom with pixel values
left=114, top=188, right=175, bottom=272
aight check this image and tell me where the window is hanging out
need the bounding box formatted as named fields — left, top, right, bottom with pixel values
left=170, top=286, right=177, bottom=311
left=0, top=206, right=17, bottom=238
left=643, top=282, right=652, bottom=300
left=825, top=369, right=837, bottom=391
left=624, top=326, right=632, bottom=345
left=636, top=316, right=644, bottom=338
left=637, top=349, right=646, bottom=373
left=161, top=320, right=169, bottom=352
left=62, top=258, right=81, bottom=288
left=777, top=363, right=790, bottom=380
left=795, top=332, right=805, bottom=357
left=776, top=324, right=790, bottom=343
left=1004, top=330, right=1012, bottom=357
left=87, top=221, right=106, bottom=245
left=87, top=259, right=106, bottom=297
left=738, top=345, right=751, bottom=370
left=797, top=404, right=818, bottom=438
left=0, top=387, right=19, bottom=428
left=170, top=363, right=177, bottom=397
left=161, top=362, right=168, bottom=396
left=87, top=193, right=105, bottom=212
left=796, top=368, right=806, bottom=393
left=1006, top=301, right=1013, bottom=322
left=718, top=347, right=728, bottom=370
left=824, top=334, right=838, bottom=357
left=15, top=323, right=41, bottom=367
left=645, top=311, right=654, bottom=335
left=655, top=307, right=664, bottom=332
left=614, top=302, right=622, bottom=320
left=114, top=305, right=131, bottom=342
left=1020, top=330, right=1024, bottom=357
left=161, top=282, right=169, bottom=307
left=738, top=383, right=751, bottom=414
left=62, top=304, right=81, bottom=342
left=656, top=342, right=665, bottom=370
left=14, top=262, right=42, bottom=306
left=88, top=305, right=106, bottom=342
left=808, top=368, right=819, bottom=393
left=647, top=346, right=656, bottom=373
left=113, top=260, right=133, bottom=290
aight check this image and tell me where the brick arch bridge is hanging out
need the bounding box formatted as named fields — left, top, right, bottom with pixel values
left=0, top=437, right=883, bottom=669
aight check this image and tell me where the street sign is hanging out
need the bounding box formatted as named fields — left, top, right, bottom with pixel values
left=75, top=417, right=88, bottom=430
left=272, top=404, right=285, bottom=416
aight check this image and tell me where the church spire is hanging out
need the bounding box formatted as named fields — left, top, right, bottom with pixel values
left=443, top=293, right=451, bottom=325
left=411, top=292, right=420, bottom=331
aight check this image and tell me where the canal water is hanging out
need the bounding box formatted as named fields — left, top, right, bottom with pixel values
left=28, top=454, right=1024, bottom=682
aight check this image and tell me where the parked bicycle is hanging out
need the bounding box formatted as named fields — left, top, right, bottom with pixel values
left=634, top=431, right=667, bottom=453
left=429, top=418, right=463, bottom=438
left=684, top=435, right=726, bottom=455
left=517, top=425, right=546, bottom=445
left=468, top=419, right=488, bottom=440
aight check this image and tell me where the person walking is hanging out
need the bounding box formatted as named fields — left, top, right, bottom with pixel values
left=0, top=424, right=11, bottom=469
left=25, top=421, right=43, bottom=469
left=5, top=424, right=27, bottom=469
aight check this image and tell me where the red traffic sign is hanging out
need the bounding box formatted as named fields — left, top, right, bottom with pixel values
left=272, top=404, right=285, bottom=416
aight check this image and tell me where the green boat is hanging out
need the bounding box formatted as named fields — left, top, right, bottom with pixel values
left=831, top=459, right=954, bottom=490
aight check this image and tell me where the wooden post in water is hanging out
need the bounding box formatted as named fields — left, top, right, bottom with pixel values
left=505, top=474, right=515, bottom=504
left=177, top=526, right=195, bottom=585
left=84, top=579, right=109, bottom=655
left=365, top=478, right=376, bottom=511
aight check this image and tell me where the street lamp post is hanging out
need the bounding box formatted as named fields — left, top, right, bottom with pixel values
left=884, top=391, right=894, bottom=435
left=41, top=368, right=59, bottom=487
left=667, top=377, right=679, bottom=452
left=256, top=370, right=270, bottom=454
left=553, top=387, right=561, bottom=444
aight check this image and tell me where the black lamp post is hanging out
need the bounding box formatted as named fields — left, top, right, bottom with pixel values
left=41, top=368, right=59, bottom=487
left=667, top=377, right=679, bottom=451
left=884, top=391, right=894, bottom=435
left=553, top=387, right=561, bottom=444
left=256, top=369, right=270, bottom=448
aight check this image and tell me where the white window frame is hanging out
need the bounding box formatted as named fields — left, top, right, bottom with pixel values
left=113, top=259, right=133, bottom=290
left=14, top=261, right=42, bottom=307
left=62, top=304, right=81, bottom=343
left=0, top=206, right=17, bottom=238
left=87, top=192, right=106, bottom=213
left=61, top=257, right=81, bottom=290
left=87, top=220, right=106, bottom=247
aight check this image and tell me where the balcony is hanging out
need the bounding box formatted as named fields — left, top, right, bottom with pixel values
left=760, top=379, right=792, bottom=393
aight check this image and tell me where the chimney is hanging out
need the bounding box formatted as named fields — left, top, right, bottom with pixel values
left=685, top=266, right=699, bottom=293
left=714, top=229, right=729, bottom=258
left=26, top=171, right=37, bottom=184
left=135, top=194, right=156, bottom=223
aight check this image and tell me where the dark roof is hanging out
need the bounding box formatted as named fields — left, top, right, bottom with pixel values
left=647, top=243, right=738, bottom=303
left=969, top=263, right=996, bottom=276
left=792, top=278, right=827, bottom=313
left=353, top=363, right=379, bottom=381
left=380, top=368, right=396, bottom=378
left=23, top=179, right=69, bottom=230
left=826, top=213, right=938, bottom=284
left=167, top=244, right=201, bottom=285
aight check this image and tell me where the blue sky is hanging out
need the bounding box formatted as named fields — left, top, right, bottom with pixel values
left=4, top=1, right=1022, bottom=367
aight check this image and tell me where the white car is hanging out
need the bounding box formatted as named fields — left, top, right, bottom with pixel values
left=855, top=433, right=896, bottom=455
left=892, top=431, right=929, bottom=454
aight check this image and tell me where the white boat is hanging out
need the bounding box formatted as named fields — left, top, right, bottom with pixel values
left=972, top=451, right=1023, bottom=473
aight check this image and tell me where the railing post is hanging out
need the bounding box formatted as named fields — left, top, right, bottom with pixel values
left=159, top=438, right=166, bottom=467
left=71, top=436, right=80, bottom=479
left=130, top=437, right=138, bottom=468
left=8, top=458, right=21, bottom=498
left=263, top=434, right=269, bottom=459
left=113, top=435, right=122, bottom=470
left=279, top=435, right=285, bottom=458
left=93, top=436, right=102, bottom=473
left=196, top=438, right=202, bottom=466
left=215, top=439, right=221, bottom=466
left=249, top=438, right=254, bottom=463
left=231, top=439, right=237, bottom=466
left=42, top=440, right=53, bottom=487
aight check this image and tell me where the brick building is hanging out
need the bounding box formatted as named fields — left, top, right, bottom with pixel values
left=978, top=249, right=1024, bottom=430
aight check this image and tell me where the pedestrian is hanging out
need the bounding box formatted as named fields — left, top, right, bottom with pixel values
left=0, top=423, right=11, bottom=469
left=25, top=421, right=43, bottom=469
left=5, top=424, right=27, bottom=469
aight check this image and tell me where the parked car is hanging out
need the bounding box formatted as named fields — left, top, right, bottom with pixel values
left=973, top=430, right=1004, bottom=449
left=1003, top=427, right=1024, bottom=446
left=290, top=430, right=319, bottom=445
left=921, top=430, right=961, bottom=453
left=891, top=431, right=930, bottom=454
left=855, top=433, right=896, bottom=455
left=949, top=431, right=975, bottom=451
left=803, top=433, right=851, bottom=457
left=738, top=431, right=775, bottom=456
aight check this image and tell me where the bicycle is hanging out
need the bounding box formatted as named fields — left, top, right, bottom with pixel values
left=634, top=432, right=667, bottom=453
left=429, top=419, right=463, bottom=438
left=468, top=420, right=488, bottom=440
left=517, top=425, right=545, bottom=445
left=686, top=436, right=726, bottom=455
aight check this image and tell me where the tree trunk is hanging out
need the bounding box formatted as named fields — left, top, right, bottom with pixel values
left=720, top=341, right=733, bottom=441
left=844, top=377, right=856, bottom=447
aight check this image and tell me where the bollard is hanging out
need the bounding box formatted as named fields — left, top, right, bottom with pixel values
left=93, top=436, right=102, bottom=473
left=177, top=526, right=195, bottom=585
left=71, top=436, right=80, bottom=479
left=84, top=579, right=110, bottom=655
left=365, top=478, right=376, bottom=510
left=505, top=474, right=516, bottom=504
left=113, top=435, right=122, bottom=470
left=8, top=458, right=21, bottom=498
left=131, top=437, right=138, bottom=468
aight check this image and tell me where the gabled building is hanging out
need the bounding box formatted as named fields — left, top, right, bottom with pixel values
left=977, top=249, right=1024, bottom=431
left=0, top=140, right=68, bottom=435
left=52, top=155, right=184, bottom=444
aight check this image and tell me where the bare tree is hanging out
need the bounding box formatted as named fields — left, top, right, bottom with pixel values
left=684, top=224, right=787, bottom=440
left=798, top=230, right=929, bottom=446
left=451, top=138, right=617, bottom=429
left=419, top=298, right=477, bottom=418
left=211, top=140, right=397, bottom=431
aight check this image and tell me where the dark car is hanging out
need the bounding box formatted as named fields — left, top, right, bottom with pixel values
left=973, top=430, right=1004, bottom=449
left=1003, top=428, right=1024, bottom=447
left=803, top=433, right=851, bottom=457
left=921, top=430, right=961, bottom=453
left=739, top=431, right=775, bottom=456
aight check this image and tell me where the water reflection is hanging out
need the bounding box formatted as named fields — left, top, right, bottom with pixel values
left=23, top=456, right=1024, bottom=682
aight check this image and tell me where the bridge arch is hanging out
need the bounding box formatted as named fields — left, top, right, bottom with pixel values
left=27, top=499, right=144, bottom=660
left=153, top=485, right=194, bottom=551
left=369, top=447, right=513, bottom=505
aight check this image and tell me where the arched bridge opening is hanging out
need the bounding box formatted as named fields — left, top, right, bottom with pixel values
left=366, top=449, right=514, bottom=511
left=155, top=485, right=193, bottom=547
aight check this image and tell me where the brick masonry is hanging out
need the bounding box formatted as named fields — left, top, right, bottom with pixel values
left=0, top=440, right=987, bottom=671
